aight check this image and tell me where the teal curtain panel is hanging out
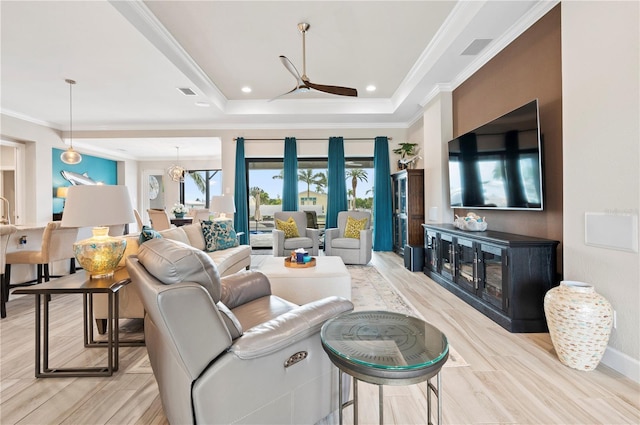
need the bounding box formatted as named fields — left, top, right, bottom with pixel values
left=373, top=136, right=393, bottom=251
left=234, top=137, right=249, bottom=244
left=282, top=137, right=299, bottom=211
left=326, top=136, right=348, bottom=229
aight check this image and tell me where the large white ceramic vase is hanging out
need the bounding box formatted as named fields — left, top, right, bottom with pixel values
left=544, top=281, right=613, bottom=371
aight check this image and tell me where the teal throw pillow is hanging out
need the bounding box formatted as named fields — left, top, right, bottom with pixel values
left=201, top=220, right=239, bottom=252
left=139, top=225, right=163, bottom=245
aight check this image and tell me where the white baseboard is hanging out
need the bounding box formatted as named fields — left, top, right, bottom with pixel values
left=601, top=346, right=640, bottom=383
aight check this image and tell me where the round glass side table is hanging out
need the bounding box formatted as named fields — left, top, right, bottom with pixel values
left=321, top=310, right=449, bottom=425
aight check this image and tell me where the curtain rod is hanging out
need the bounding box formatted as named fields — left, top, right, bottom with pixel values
left=233, top=137, right=392, bottom=141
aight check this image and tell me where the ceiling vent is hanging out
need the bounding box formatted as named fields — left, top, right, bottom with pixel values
left=461, top=39, right=493, bottom=56
left=177, top=87, right=197, bottom=96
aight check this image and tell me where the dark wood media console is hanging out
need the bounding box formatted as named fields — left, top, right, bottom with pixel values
left=423, top=224, right=559, bottom=333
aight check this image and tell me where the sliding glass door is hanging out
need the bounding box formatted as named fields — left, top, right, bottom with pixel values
left=246, top=157, right=373, bottom=249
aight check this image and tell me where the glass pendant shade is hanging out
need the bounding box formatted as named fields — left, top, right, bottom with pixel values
left=60, top=146, right=82, bottom=165
left=61, top=185, right=135, bottom=278
left=61, top=78, right=82, bottom=165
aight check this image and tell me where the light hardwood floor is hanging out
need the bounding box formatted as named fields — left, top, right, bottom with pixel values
left=1, top=252, right=638, bottom=424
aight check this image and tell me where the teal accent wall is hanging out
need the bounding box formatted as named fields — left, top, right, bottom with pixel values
left=52, top=148, right=117, bottom=214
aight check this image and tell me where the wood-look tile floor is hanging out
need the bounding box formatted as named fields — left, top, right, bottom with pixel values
left=1, top=252, right=638, bottom=424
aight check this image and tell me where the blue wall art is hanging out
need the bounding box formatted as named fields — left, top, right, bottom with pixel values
left=52, top=148, right=117, bottom=214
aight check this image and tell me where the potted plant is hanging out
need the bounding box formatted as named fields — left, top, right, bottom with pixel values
left=393, top=142, right=419, bottom=170
left=171, top=203, right=188, bottom=218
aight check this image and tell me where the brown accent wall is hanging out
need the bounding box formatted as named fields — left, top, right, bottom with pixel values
left=452, top=4, right=563, bottom=273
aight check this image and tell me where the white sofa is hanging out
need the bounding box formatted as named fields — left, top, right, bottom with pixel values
left=93, top=223, right=251, bottom=332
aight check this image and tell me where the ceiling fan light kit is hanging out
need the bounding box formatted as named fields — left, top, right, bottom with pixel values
left=273, top=22, right=358, bottom=100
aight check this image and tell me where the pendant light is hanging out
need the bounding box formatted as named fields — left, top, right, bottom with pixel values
left=167, top=146, right=185, bottom=182
left=60, top=78, right=82, bottom=165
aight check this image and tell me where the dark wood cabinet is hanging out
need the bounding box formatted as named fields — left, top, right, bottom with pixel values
left=392, top=169, right=424, bottom=255
left=422, top=224, right=559, bottom=333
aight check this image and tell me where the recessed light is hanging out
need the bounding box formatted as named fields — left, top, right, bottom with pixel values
left=195, top=101, right=210, bottom=107
left=241, top=86, right=252, bottom=93
left=366, top=85, right=376, bottom=92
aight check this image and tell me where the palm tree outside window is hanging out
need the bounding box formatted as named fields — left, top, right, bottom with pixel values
left=180, top=170, right=223, bottom=209
left=246, top=157, right=373, bottom=248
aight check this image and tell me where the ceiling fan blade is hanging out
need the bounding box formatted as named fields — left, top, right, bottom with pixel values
left=274, top=24, right=356, bottom=99
left=305, top=81, right=358, bottom=97
left=267, top=85, right=308, bottom=102
left=279, top=55, right=304, bottom=84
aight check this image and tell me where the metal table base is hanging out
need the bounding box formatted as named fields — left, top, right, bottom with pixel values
left=36, top=291, right=118, bottom=377
left=337, top=368, right=442, bottom=425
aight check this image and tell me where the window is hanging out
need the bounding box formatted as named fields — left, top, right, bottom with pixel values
left=179, top=170, right=222, bottom=209
left=246, top=157, right=374, bottom=248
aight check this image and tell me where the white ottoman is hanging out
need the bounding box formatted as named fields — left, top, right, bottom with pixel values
left=258, top=256, right=351, bottom=305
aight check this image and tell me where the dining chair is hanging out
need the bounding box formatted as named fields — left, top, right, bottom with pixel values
left=147, top=208, right=172, bottom=231
left=133, top=209, right=144, bottom=230
left=188, top=208, right=212, bottom=223
left=3, top=222, right=78, bottom=315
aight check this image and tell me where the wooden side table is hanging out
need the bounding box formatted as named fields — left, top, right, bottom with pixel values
left=170, top=217, right=193, bottom=227
left=14, top=268, right=135, bottom=378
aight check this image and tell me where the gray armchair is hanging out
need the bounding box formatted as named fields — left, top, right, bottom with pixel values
left=272, top=211, right=320, bottom=257
left=127, top=238, right=353, bottom=425
left=324, top=211, right=372, bottom=265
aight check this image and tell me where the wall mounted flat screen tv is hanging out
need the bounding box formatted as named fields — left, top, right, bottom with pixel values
left=448, top=99, right=544, bottom=210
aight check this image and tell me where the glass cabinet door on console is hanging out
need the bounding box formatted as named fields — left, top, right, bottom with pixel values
left=399, top=176, right=407, bottom=215
left=478, top=244, right=507, bottom=312
left=439, top=233, right=455, bottom=280
left=392, top=170, right=424, bottom=256
left=455, top=237, right=476, bottom=294
left=424, top=229, right=439, bottom=273
left=422, top=223, right=558, bottom=333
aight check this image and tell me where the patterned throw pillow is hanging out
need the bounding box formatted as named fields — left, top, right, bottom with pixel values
left=344, top=216, right=368, bottom=239
left=138, top=225, right=163, bottom=245
left=201, top=220, right=239, bottom=252
left=275, top=216, right=300, bottom=238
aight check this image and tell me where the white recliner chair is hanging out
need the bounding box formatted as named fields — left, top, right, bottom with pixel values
left=127, top=237, right=353, bottom=424
left=324, top=211, right=372, bottom=265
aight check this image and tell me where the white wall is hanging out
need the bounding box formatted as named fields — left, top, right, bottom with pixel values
left=562, top=1, right=640, bottom=381
left=1, top=115, right=60, bottom=224
left=422, top=91, right=454, bottom=225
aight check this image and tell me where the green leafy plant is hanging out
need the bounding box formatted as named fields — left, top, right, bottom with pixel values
left=392, top=142, right=418, bottom=159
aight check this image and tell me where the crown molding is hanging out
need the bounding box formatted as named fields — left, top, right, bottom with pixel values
left=1, top=109, right=60, bottom=130
left=391, top=0, right=486, bottom=108
left=419, top=83, right=454, bottom=108
left=451, top=0, right=560, bottom=90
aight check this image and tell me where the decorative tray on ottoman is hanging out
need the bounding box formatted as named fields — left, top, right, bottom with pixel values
left=284, top=257, right=317, bottom=268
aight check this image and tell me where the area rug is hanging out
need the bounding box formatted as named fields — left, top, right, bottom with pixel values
left=348, top=264, right=468, bottom=367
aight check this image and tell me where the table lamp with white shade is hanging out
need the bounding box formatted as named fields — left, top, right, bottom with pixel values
left=61, top=185, right=135, bottom=278
left=211, top=195, right=235, bottom=220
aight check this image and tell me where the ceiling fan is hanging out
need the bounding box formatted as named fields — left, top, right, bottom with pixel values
left=272, top=22, right=358, bottom=100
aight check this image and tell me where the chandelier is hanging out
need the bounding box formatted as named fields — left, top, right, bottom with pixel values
left=167, top=146, right=185, bottom=182
left=60, top=79, right=82, bottom=165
